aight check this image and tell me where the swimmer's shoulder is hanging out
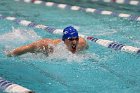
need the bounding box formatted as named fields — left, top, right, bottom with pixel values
left=78, top=37, right=88, bottom=49
left=79, top=37, right=87, bottom=43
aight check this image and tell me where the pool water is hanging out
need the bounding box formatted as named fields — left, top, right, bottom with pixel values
left=0, top=0, right=140, bottom=93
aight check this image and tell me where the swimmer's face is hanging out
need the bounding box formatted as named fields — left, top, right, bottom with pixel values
left=64, top=37, right=79, bottom=53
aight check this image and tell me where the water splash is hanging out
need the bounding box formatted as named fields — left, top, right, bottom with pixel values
left=0, top=27, right=41, bottom=43
left=19, top=42, right=100, bottom=63
left=0, top=27, right=41, bottom=54
left=47, top=43, right=100, bottom=63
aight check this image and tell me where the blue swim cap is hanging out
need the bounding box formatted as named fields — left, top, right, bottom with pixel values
left=62, top=26, right=79, bottom=41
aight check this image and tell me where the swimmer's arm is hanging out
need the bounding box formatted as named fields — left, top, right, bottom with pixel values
left=7, top=44, right=35, bottom=57
left=53, top=39, right=61, bottom=45
left=6, top=39, right=60, bottom=57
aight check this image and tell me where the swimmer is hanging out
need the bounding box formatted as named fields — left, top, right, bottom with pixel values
left=7, top=26, right=88, bottom=57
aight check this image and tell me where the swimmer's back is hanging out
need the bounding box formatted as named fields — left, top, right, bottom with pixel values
left=32, top=38, right=61, bottom=46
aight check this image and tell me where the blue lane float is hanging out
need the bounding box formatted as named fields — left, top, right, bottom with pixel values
left=86, top=36, right=140, bottom=54
left=0, top=14, right=62, bottom=35
left=0, top=77, right=33, bottom=93
left=0, top=14, right=140, bottom=54
left=14, top=0, right=140, bottom=21
left=91, top=0, right=140, bottom=6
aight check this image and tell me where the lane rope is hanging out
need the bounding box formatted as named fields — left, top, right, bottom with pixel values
left=91, top=0, right=140, bottom=6
left=14, top=0, right=140, bottom=21
left=0, top=77, right=33, bottom=93
left=0, top=14, right=140, bottom=54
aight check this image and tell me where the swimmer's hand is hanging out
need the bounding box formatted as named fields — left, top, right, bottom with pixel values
left=5, top=51, right=14, bottom=57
